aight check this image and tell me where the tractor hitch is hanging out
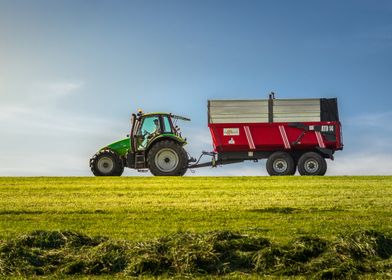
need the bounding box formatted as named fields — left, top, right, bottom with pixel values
left=188, top=151, right=217, bottom=169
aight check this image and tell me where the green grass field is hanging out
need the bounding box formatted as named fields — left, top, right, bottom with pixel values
left=0, top=176, right=391, bottom=278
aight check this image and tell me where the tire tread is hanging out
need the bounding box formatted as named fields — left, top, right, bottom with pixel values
left=266, top=152, right=295, bottom=176
left=89, top=149, right=124, bottom=176
left=147, top=140, right=188, bottom=176
left=297, top=152, right=327, bottom=176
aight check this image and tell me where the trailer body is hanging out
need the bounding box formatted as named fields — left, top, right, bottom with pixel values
left=206, top=97, right=343, bottom=175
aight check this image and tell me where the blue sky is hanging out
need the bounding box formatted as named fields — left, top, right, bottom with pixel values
left=0, top=0, right=391, bottom=175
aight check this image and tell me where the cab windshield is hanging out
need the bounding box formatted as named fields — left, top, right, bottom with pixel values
left=137, top=116, right=161, bottom=150
left=139, top=116, right=160, bottom=135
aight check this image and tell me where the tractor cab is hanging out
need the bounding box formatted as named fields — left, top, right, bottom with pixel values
left=124, top=111, right=190, bottom=174
left=130, top=111, right=181, bottom=152
left=130, top=111, right=188, bottom=153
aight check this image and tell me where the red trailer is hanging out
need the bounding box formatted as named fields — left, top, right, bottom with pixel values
left=190, top=94, right=343, bottom=176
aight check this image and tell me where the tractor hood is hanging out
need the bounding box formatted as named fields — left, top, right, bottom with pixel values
left=101, top=138, right=130, bottom=156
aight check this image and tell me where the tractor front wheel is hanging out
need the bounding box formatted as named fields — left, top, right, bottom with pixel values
left=90, top=149, right=124, bottom=176
left=147, top=140, right=188, bottom=176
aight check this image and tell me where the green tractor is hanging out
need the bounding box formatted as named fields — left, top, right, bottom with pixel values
left=90, top=111, right=190, bottom=176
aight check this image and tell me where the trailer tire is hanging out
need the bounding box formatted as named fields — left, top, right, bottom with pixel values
left=266, top=152, right=295, bottom=176
left=147, top=140, right=188, bottom=176
left=297, top=152, right=327, bottom=176
left=90, top=149, right=124, bottom=176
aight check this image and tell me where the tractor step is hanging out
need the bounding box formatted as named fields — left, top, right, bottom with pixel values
left=135, top=152, right=146, bottom=169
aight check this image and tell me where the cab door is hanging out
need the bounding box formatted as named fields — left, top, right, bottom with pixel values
left=136, top=115, right=162, bottom=151
left=130, top=114, right=140, bottom=153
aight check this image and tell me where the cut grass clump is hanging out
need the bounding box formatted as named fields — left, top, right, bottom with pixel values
left=253, top=236, right=328, bottom=275
left=126, top=230, right=270, bottom=275
left=307, top=230, right=392, bottom=279
left=16, top=230, right=105, bottom=249
left=86, top=241, right=130, bottom=274
left=1, top=229, right=392, bottom=278
left=0, top=230, right=107, bottom=275
left=336, top=230, right=392, bottom=260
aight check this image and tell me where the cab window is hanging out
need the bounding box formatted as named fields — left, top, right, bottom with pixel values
left=138, top=116, right=160, bottom=135
left=162, top=116, right=173, bottom=133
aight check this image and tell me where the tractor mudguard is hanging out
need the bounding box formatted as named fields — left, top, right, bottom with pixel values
left=146, top=134, right=186, bottom=151
left=101, top=138, right=130, bottom=156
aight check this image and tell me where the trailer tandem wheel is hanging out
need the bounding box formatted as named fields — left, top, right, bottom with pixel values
left=297, top=152, right=327, bottom=176
left=266, top=152, right=296, bottom=176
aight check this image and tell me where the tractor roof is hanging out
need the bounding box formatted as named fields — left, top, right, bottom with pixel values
left=141, top=112, right=191, bottom=121
left=142, top=112, right=170, bottom=117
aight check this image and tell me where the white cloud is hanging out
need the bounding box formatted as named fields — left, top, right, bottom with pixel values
left=0, top=80, right=83, bottom=110
left=347, top=111, right=392, bottom=130
left=328, top=152, right=392, bottom=175
left=0, top=105, right=31, bottom=120
left=38, top=81, right=84, bottom=97
left=0, top=80, right=129, bottom=176
left=0, top=113, right=126, bottom=176
left=0, top=80, right=100, bottom=135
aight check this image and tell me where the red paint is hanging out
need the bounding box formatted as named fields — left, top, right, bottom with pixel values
left=244, top=126, right=256, bottom=150
left=208, top=121, right=343, bottom=153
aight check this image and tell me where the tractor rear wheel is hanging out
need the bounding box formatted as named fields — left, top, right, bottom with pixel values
left=266, top=152, right=295, bottom=176
left=297, top=152, right=327, bottom=176
left=147, top=140, right=188, bottom=176
left=90, top=149, right=124, bottom=176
